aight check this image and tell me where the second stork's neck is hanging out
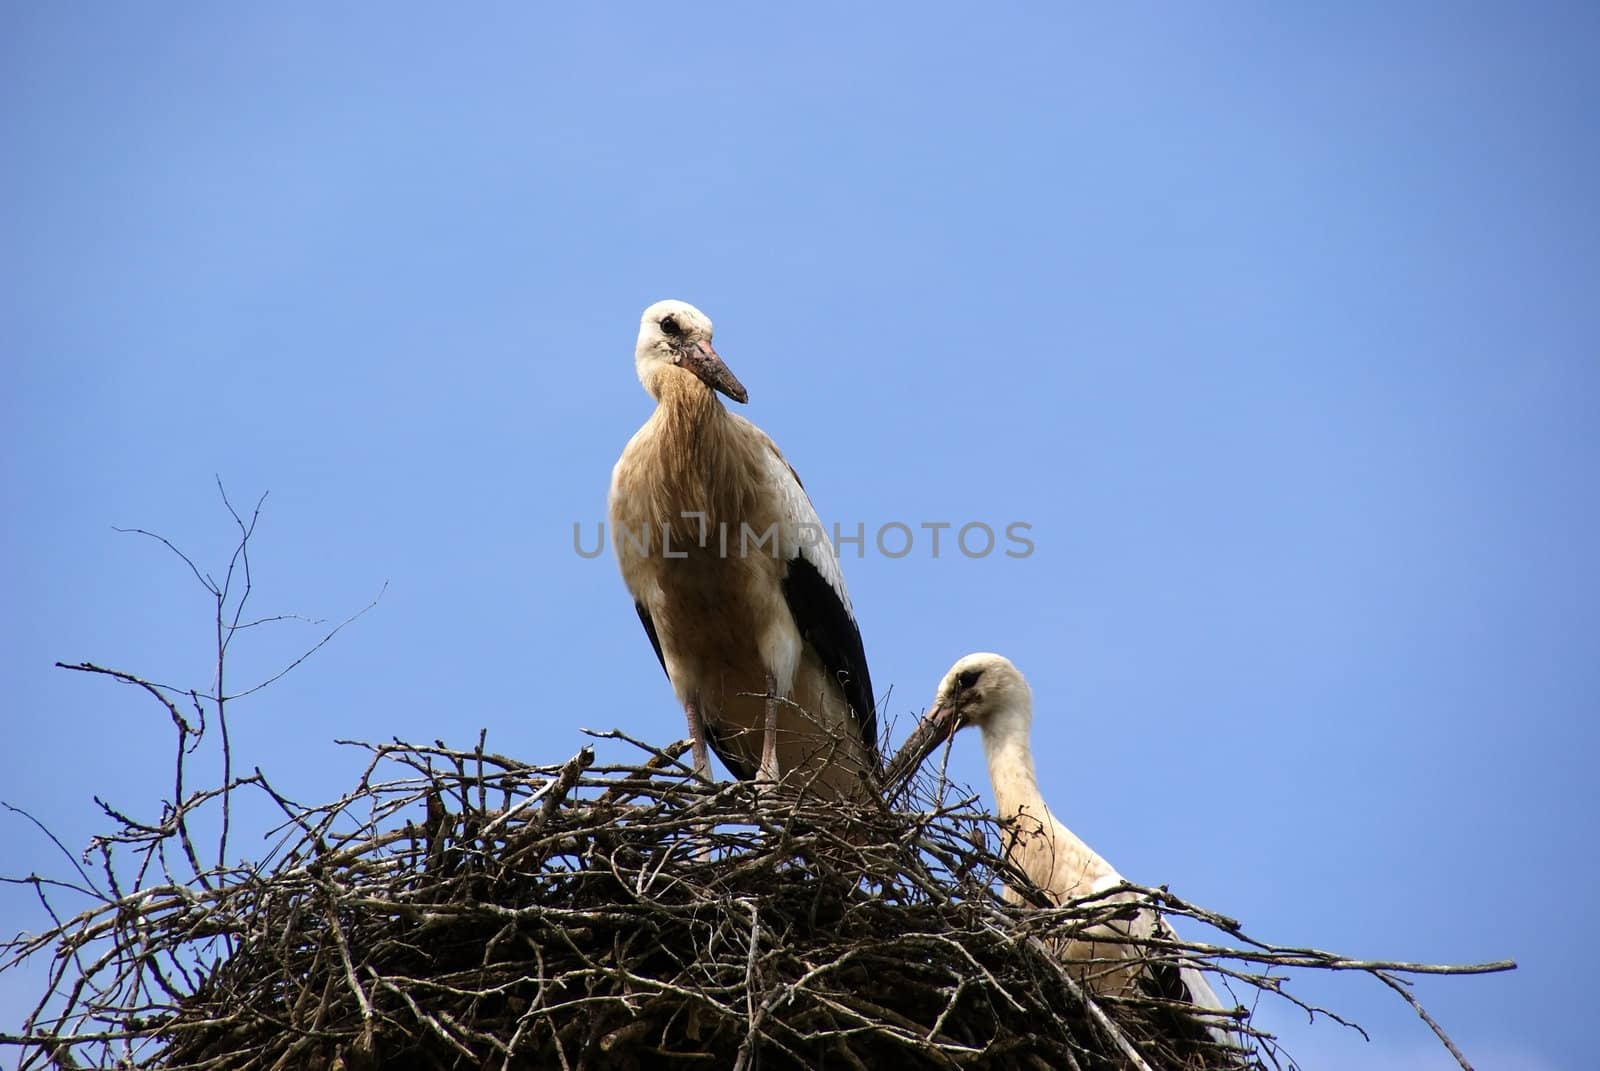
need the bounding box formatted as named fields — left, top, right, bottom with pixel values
left=978, top=699, right=1049, bottom=826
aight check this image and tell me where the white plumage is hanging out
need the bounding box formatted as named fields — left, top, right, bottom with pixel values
left=920, top=652, right=1238, bottom=1049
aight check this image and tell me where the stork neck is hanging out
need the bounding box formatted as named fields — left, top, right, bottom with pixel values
left=639, top=364, right=746, bottom=534
left=648, top=363, right=720, bottom=413
left=651, top=364, right=727, bottom=448
left=979, top=711, right=1048, bottom=826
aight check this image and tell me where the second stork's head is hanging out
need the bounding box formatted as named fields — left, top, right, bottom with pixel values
left=927, top=652, right=1034, bottom=744
left=635, top=299, right=748, bottom=404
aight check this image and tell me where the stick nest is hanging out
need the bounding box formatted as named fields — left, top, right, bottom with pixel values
left=4, top=731, right=1510, bottom=1071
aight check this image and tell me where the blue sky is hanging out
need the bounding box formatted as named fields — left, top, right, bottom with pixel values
left=3, top=4, right=1594, bottom=1067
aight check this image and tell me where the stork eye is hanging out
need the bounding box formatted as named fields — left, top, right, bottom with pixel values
left=956, top=669, right=983, bottom=690
left=660, top=315, right=681, bottom=337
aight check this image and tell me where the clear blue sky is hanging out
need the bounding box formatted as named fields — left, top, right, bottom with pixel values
left=3, top=5, right=1594, bottom=1068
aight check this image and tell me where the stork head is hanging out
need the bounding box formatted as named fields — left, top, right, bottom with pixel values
left=634, top=299, right=748, bottom=404
left=927, top=652, right=1033, bottom=740
left=881, top=652, right=1035, bottom=793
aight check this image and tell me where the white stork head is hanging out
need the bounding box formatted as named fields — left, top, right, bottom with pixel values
left=635, top=299, right=748, bottom=404
left=927, top=652, right=1034, bottom=743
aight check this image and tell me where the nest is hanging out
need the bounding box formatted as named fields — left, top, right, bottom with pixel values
left=3, top=497, right=1515, bottom=1070
left=2, top=723, right=1512, bottom=1071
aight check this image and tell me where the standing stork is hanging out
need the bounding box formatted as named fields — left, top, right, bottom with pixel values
left=907, top=653, right=1240, bottom=1053
left=608, top=300, right=877, bottom=799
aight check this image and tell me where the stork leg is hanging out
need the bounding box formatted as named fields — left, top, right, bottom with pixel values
left=683, top=694, right=712, bottom=781
left=759, top=672, right=781, bottom=783
left=681, top=693, right=717, bottom=861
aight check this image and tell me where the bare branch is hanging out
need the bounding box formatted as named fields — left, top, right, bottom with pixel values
left=111, top=526, right=216, bottom=595
left=222, top=582, right=387, bottom=702
left=0, top=803, right=104, bottom=900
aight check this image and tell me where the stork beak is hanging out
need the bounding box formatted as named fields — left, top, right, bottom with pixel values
left=883, top=699, right=963, bottom=791
left=927, top=700, right=965, bottom=735
left=680, top=339, right=748, bottom=404
left=909, top=701, right=962, bottom=751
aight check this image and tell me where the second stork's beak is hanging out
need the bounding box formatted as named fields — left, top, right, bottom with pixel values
left=925, top=700, right=967, bottom=741
left=680, top=339, right=748, bottom=404
left=882, top=699, right=963, bottom=792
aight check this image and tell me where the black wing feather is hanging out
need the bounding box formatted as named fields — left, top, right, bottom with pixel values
left=780, top=555, right=879, bottom=767
left=1138, top=950, right=1233, bottom=1065
left=704, top=724, right=760, bottom=782
left=633, top=602, right=667, bottom=676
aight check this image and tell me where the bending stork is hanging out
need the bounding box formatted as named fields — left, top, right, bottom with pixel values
left=912, top=653, right=1238, bottom=1048
left=608, top=300, right=877, bottom=798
